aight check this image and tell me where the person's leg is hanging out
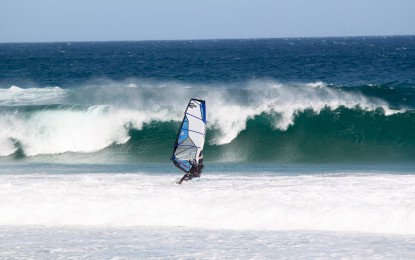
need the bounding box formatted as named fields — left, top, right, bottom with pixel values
left=178, top=173, right=191, bottom=184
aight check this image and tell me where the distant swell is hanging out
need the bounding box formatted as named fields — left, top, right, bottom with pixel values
left=0, top=80, right=414, bottom=162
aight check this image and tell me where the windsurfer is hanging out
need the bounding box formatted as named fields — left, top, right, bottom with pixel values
left=177, top=158, right=204, bottom=184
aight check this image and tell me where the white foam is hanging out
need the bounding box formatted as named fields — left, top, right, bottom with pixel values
left=0, top=80, right=404, bottom=155
left=0, top=106, right=132, bottom=156
left=306, top=81, right=327, bottom=88
left=1, top=173, right=415, bottom=235
left=204, top=81, right=392, bottom=144
left=0, top=138, right=17, bottom=156
left=0, top=86, right=65, bottom=106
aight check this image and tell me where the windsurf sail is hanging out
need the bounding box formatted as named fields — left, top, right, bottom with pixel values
left=171, top=98, right=206, bottom=174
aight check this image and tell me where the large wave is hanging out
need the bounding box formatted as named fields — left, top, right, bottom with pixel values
left=0, top=80, right=414, bottom=162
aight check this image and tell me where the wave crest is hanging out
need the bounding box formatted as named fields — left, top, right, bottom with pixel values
left=0, top=80, right=411, bottom=159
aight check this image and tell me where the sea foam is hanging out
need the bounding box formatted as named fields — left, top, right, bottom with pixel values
left=0, top=80, right=406, bottom=156
left=0, top=173, right=414, bottom=235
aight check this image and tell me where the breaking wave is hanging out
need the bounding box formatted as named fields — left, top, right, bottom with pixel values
left=0, top=80, right=414, bottom=162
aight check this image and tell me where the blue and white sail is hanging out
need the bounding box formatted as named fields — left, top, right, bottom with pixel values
left=171, top=99, right=206, bottom=173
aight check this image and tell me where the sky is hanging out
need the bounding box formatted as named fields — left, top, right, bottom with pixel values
left=1, top=0, right=414, bottom=42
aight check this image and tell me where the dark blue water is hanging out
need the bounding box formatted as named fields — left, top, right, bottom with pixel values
left=2, top=37, right=415, bottom=260
left=1, top=36, right=415, bottom=87
left=0, top=36, right=414, bottom=163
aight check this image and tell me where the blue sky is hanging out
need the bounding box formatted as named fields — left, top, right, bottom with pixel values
left=1, top=0, right=414, bottom=42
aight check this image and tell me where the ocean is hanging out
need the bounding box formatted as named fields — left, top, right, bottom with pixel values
left=0, top=36, right=415, bottom=258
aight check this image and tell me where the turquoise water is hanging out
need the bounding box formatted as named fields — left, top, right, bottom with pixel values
left=1, top=37, right=415, bottom=163
left=1, top=37, right=415, bottom=258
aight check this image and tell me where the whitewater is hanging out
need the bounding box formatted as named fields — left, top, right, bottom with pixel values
left=1, top=81, right=412, bottom=159
left=1, top=37, right=415, bottom=258
left=1, top=165, right=415, bottom=258
left=2, top=170, right=415, bottom=234
left=1, top=81, right=414, bottom=259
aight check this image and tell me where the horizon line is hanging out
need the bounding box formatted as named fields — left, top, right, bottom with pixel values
left=1, top=34, right=414, bottom=44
